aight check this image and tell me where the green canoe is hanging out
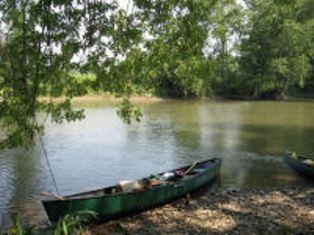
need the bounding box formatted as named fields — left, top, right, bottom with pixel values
left=42, top=158, right=222, bottom=223
left=284, top=150, right=314, bottom=179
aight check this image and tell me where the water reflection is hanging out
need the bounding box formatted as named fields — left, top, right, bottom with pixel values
left=1, top=100, right=314, bottom=229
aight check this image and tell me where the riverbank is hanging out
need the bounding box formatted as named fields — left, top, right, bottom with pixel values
left=38, top=93, right=314, bottom=106
left=91, top=187, right=313, bottom=234
left=38, top=94, right=164, bottom=105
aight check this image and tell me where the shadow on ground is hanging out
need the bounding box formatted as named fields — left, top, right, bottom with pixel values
left=91, top=184, right=314, bottom=235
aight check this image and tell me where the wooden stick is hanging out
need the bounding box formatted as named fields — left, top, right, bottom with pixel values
left=184, top=162, right=198, bottom=175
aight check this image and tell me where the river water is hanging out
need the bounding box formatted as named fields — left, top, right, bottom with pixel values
left=0, top=100, right=313, bottom=229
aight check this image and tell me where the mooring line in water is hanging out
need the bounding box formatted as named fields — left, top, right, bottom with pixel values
left=39, top=136, right=61, bottom=196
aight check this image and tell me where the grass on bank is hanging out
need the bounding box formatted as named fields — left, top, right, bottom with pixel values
left=2, top=211, right=97, bottom=235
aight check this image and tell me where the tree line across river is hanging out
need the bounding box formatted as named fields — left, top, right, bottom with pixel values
left=68, top=0, right=314, bottom=100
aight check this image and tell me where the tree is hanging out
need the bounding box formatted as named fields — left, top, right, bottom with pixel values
left=239, top=0, right=313, bottom=99
left=0, top=0, right=141, bottom=148
left=134, top=0, right=218, bottom=98
left=206, top=0, right=245, bottom=92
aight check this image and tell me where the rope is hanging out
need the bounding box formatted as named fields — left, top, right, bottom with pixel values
left=39, top=2, right=60, bottom=197
left=126, top=0, right=131, bottom=14
left=39, top=136, right=61, bottom=195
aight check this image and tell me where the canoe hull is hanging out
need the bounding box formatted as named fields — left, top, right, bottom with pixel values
left=284, top=151, right=314, bottom=179
left=42, top=158, right=221, bottom=223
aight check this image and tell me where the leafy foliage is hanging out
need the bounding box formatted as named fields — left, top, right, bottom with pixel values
left=238, top=0, right=313, bottom=99
left=54, top=210, right=97, bottom=235
left=137, top=0, right=218, bottom=98
left=6, top=215, right=33, bottom=235
left=4, top=211, right=96, bottom=235
left=0, top=0, right=141, bottom=148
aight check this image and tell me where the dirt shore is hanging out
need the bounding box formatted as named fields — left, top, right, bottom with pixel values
left=38, top=94, right=164, bottom=105
left=91, top=187, right=314, bottom=235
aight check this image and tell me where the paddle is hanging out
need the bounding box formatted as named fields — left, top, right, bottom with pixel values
left=184, top=162, right=199, bottom=175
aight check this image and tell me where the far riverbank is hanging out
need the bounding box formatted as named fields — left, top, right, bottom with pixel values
left=38, top=94, right=164, bottom=105
left=38, top=93, right=314, bottom=106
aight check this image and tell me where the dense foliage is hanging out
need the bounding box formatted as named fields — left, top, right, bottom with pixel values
left=0, top=0, right=313, bottom=148
left=236, top=0, right=313, bottom=99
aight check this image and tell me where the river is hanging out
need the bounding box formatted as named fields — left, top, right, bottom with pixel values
left=0, top=100, right=313, bottom=229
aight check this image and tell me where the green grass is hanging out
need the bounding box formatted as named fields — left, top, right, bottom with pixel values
left=4, top=211, right=97, bottom=235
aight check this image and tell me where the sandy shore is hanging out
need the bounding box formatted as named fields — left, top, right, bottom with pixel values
left=91, top=187, right=314, bottom=235
left=38, top=94, right=164, bottom=105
